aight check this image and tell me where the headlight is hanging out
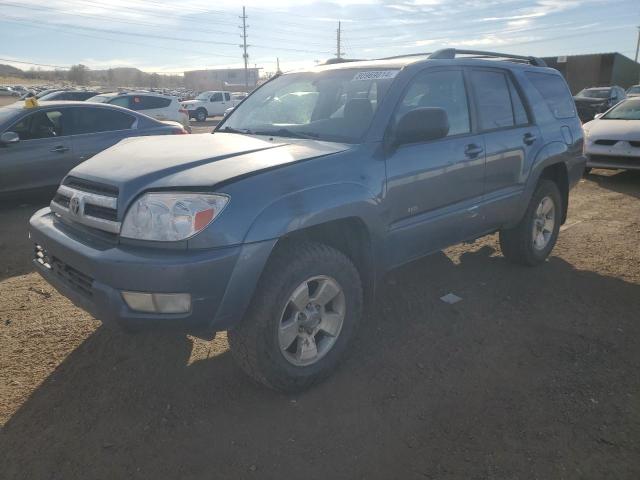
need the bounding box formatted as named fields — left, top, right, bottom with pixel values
left=121, top=192, right=229, bottom=241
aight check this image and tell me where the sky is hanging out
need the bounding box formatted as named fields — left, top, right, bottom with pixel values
left=0, top=0, right=639, bottom=76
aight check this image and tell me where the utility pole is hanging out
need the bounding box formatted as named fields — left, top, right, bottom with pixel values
left=239, top=6, right=249, bottom=90
left=635, top=26, right=640, bottom=63
left=336, top=21, right=343, bottom=59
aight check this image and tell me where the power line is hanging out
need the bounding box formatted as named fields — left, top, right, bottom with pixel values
left=0, top=58, right=70, bottom=69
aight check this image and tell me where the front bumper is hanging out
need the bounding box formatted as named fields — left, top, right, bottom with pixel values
left=29, top=208, right=274, bottom=333
left=585, top=143, right=640, bottom=170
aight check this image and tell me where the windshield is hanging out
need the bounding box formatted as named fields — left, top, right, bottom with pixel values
left=576, top=88, right=610, bottom=99
left=602, top=99, right=640, bottom=120
left=627, top=86, right=640, bottom=94
left=87, top=95, right=111, bottom=103
left=219, top=68, right=398, bottom=143
left=195, top=92, right=211, bottom=100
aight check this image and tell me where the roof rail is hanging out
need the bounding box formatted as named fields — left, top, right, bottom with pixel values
left=428, top=48, right=547, bottom=67
left=378, top=52, right=433, bottom=60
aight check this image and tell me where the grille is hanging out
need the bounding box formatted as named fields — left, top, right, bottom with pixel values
left=589, top=154, right=639, bottom=165
left=51, top=180, right=120, bottom=234
left=64, top=176, right=119, bottom=197
left=594, top=139, right=618, bottom=146
left=84, top=204, right=118, bottom=222
left=34, top=244, right=94, bottom=298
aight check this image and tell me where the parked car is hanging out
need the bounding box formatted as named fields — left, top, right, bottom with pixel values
left=0, top=86, right=19, bottom=97
left=574, top=86, right=626, bottom=122
left=35, top=88, right=65, bottom=99
left=0, top=101, right=187, bottom=196
left=87, top=92, right=190, bottom=131
left=583, top=97, right=640, bottom=172
left=38, top=90, right=100, bottom=101
left=182, top=91, right=238, bottom=122
left=30, top=49, right=584, bottom=391
left=626, top=85, right=640, bottom=98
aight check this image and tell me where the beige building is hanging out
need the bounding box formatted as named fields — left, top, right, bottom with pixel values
left=183, top=68, right=260, bottom=92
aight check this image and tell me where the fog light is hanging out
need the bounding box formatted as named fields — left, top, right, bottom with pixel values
left=121, top=292, right=191, bottom=314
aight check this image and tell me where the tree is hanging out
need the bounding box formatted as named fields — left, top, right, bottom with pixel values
left=68, top=64, right=90, bottom=85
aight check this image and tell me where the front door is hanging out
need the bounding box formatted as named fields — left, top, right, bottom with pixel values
left=0, top=108, right=74, bottom=194
left=209, top=92, right=227, bottom=115
left=384, top=68, right=486, bottom=268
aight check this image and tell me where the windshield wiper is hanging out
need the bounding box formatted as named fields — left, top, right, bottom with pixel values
left=252, top=128, right=320, bottom=140
left=218, top=126, right=252, bottom=134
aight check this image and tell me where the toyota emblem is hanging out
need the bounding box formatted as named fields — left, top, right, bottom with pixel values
left=69, top=195, right=81, bottom=216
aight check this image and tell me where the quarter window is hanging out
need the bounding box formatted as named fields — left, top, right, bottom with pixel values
left=397, top=70, right=471, bottom=137
left=525, top=72, right=576, bottom=119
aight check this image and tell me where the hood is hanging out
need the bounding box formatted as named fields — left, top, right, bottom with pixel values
left=574, top=97, right=608, bottom=105
left=583, top=119, right=640, bottom=141
left=69, top=133, right=350, bottom=206
left=181, top=100, right=201, bottom=106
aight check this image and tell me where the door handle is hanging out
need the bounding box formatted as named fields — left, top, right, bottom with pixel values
left=464, top=144, right=484, bottom=158
left=50, top=145, right=69, bottom=153
left=523, top=133, right=537, bottom=145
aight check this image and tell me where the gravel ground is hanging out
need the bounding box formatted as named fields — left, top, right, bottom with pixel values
left=0, top=170, right=639, bottom=479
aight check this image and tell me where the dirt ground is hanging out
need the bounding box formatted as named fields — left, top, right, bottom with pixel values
left=0, top=170, right=639, bottom=479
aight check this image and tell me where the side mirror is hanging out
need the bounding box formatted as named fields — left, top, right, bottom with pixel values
left=593, top=113, right=603, bottom=119
left=394, top=108, right=449, bottom=146
left=0, top=131, right=19, bottom=145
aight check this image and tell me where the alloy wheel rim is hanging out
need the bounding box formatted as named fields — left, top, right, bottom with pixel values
left=532, top=196, right=556, bottom=251
left=278, top=275, right=346, bottom=367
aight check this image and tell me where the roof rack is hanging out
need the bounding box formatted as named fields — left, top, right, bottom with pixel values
left=378, top=52, right=433, bottom=60
left=428, top=49, right=547, bottom=67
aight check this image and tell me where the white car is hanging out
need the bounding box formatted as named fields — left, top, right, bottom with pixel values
left=627, top=85, right=640, bottom=98
left=87, top=92, right=190, bottom=131
left=182, top=91, right=239, bottom=122
left=0, top=86, right=19, bottom=97
left=583, top=97, right=640, bottom=172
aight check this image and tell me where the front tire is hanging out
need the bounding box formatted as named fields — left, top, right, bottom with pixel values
left=195, top=108, right=207, bottom=122
left=228, top=241, right=363, bottom=392
left=499, top=179, right=562, bottom=266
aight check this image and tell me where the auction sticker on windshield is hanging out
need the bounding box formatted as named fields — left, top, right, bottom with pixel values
left=352, top=70, right=399, bottom=81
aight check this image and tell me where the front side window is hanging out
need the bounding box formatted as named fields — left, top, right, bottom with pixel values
left=396, top=69, right=470, bottom=137
left=211, top=93, right=223, bottom=102
left=70, top=107, right=135, bottom=134
left=221, top=68, right=398, bottom=143
left=108, top=96, right=131, bottom=108
left=9, top=109, right=68, bottom=140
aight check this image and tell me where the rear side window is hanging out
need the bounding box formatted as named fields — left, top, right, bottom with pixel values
left=71, top=107, right=135, bottom=134
left=525, top=72, right=576, bottom=119
left=224, top=92, right=230, bottom=101
left=469, top=70, right=516, bottom=131
left=507, top=77, right=529, bottom=125
left=130, top=95, right=172, bottom=110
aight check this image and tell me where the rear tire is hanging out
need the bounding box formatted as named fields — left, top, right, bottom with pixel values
left=228, top=241, right=363, bottom=392
left=499, top=179, right=562, bottom=266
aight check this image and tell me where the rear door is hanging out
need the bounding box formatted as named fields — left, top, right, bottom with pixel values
left=129, top=95, right=173, bottom=121
left=467, top=67, right=542, bottom=228
left=0, top=108, right=74, bottom=194
left=384, top=68, right=486, bottom=267
left=68, top=106, right=138, bottom=163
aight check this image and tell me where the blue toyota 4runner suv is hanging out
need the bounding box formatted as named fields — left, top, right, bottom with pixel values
left=30, top=49, right=585, bottom=391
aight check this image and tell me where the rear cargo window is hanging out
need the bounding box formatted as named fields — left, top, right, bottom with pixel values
left=525, top=72, right=576, bottom=119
